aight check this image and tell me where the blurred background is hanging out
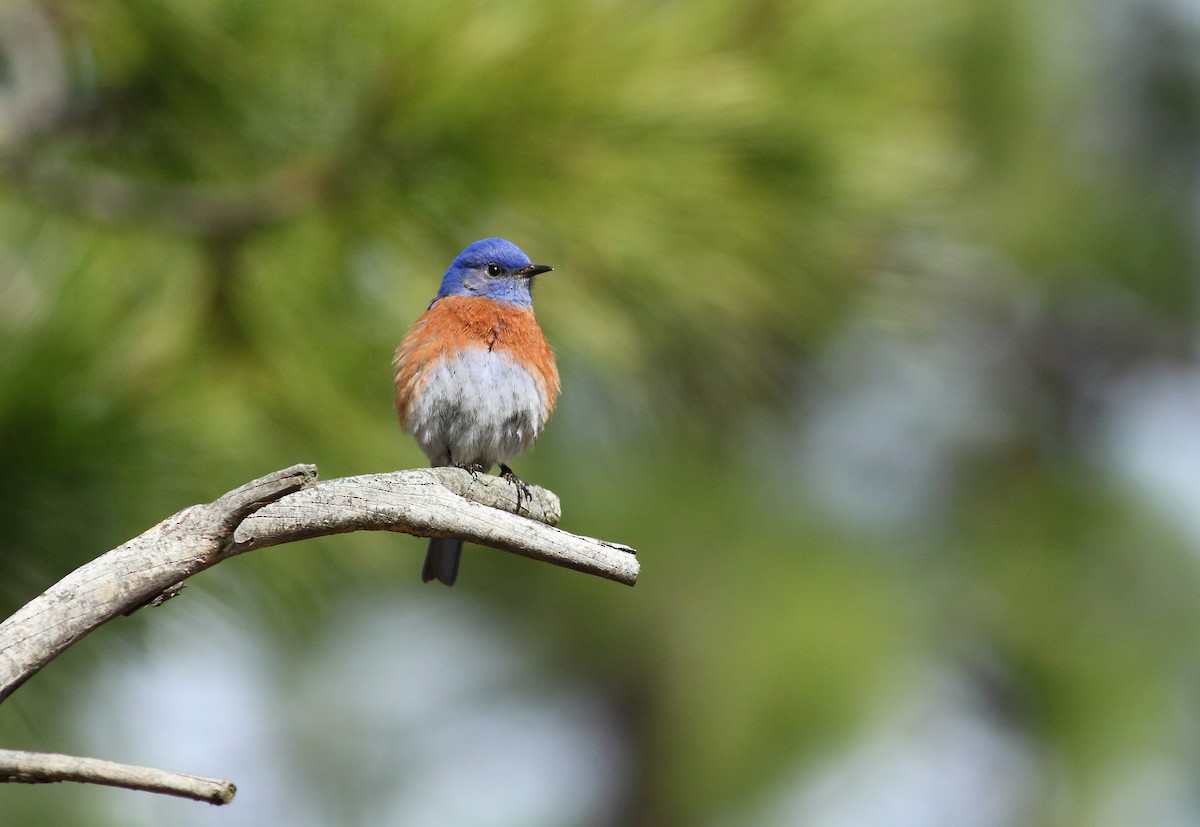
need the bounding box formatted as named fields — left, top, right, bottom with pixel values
left=2, top=0, right=1200, bottom=824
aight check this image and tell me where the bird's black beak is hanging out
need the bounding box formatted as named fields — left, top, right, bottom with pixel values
left=516, top=264, right=553, bottom=278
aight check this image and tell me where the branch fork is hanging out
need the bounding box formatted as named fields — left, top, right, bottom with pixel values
left=0, top=464, right=636, bottom=804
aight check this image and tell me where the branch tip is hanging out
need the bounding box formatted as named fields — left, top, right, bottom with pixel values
left=0, top=749, right=236, bottom=805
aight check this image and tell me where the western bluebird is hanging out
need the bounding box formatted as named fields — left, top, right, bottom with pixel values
left=393, top=238, right=560, bottom=586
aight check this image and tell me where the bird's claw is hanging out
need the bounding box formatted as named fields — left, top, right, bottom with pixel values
left=454, top=462, right=488, bottom=479
left=498, top=463, right=532, bottom=514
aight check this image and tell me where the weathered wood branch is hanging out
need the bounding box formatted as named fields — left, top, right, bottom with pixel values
left=0, top=749, right=236, bottom=805
left=232, top=469, right=638, bottom=584
left=0, top=464, right=319, bottom=706
left=0, top=463, right=637, bottom=805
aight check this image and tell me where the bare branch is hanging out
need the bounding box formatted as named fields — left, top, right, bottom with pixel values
left=0, top=464, right=635, bottom=704
left=0, top=463, right=319, bottom=705
left=0, top=464, right=636, bottom=804
left=0, top=749, right=236, bottom=805
left=232, top=469, right=638, bottom=586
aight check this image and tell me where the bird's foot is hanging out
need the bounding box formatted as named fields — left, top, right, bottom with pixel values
left=454, top=462, right=488, bottom=479
left=498, top=463, right=532, bottom=514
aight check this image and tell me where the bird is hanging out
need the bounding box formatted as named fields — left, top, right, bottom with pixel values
left=393, top=238, right=560, bottom=586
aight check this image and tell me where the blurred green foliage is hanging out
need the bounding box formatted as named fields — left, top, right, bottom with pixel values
left=3, top=0, right=1200, bottom=825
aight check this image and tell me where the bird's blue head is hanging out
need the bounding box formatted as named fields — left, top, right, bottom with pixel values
left=434, top=238, right=552, bottom=308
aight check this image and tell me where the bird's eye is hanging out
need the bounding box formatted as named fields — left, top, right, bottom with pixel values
left=486, top=263, right=503, bottom=277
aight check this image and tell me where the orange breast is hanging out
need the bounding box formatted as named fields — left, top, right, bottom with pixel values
left=393, top=295, right=560, bottom=427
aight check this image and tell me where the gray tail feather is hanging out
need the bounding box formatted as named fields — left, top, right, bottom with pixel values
left=422, top=537, right=463, bottom=586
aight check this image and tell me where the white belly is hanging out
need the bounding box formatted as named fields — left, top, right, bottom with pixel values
left=405, top=347, right=549, bottom=467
